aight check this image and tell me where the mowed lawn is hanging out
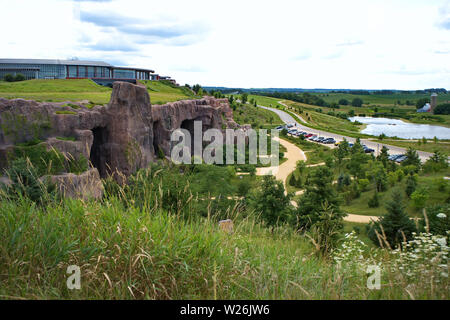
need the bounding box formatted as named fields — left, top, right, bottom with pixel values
left=0, top=79, right=198, bottom=105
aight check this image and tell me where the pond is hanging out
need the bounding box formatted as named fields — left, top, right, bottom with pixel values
left=348, top=116, right=450, bottom=140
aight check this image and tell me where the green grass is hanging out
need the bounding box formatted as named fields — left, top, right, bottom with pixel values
left=341, top=171, right=450, bottom=217
left=55, top=111, right=77, bottom=115
left=139, top=80, right=200, bottom=105
left=371, top=139, right=450, bottom=156
left=232, top=102, right=283, bottom=128
left=0, top=79, right=198, bottom=105
left=56, top=136, right=77, bottom=141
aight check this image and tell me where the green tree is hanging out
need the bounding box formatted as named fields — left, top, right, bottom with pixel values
left=351, top=98, right=363, bottom=107
left=14, top=73, right=26, bottom=81
left=405, top=174, right=417, bottom=197
left=338, top=98, right=348, bottom=105
left=333, top=139, right=349, bottom=170
left=367, top=189, right=416, bottom=248
left=415, top=97, right=429, bottom=109
left=423, top=150, right=448, bottom=173
left=433, top=103, right=450, bottom=115
left=401, top=147, right=421, bottom=170
left=377, top=146, right=389, bottom=168
left=241, top=93, right=248, bottom=104
left=4, top=73, right=14, bottom=82
left=249, top=175, right=293, bottom=227
left=295, top=166, right=344, bottom=230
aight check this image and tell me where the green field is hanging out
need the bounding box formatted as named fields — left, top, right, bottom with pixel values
left=0, top=79, right=198, bottom=105
left=311, top=91, right=450, bottom=106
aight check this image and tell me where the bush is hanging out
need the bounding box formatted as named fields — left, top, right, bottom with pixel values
left=3, top=158, right=55, bottom=204
left=14, top=73, right=26, bottom=81
left=411, top=187, right=429, bottom=209
left=12, top=144, right=66, bottom=176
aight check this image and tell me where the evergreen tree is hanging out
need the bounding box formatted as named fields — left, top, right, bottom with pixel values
left=405, top=174, right=417, bottom=197
left=367, top=189, right=416, bottom=248
left=249, top=175, right=293, bottom=227
left=295, top=166, right=344, bottom=230
left=401, top=147, right=421, bottom=170
left=377, top=146, right=389, bottom=168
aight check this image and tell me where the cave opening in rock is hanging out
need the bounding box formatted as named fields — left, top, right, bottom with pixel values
left=153, top=120, right=164, bottom=158
left=180, top=119, right=195, bottom=154
left=90, top=126, right=108, bottom=177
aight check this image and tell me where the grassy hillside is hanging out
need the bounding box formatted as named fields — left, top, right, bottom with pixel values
left=232, top=102, right=283, bottom=128
left=0, top=79, right=198, bottom=105
left=139, top=80, right=200, bottom=104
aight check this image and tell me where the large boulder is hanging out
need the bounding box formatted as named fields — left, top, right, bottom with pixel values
left=0, top=82, right=237, bottom=183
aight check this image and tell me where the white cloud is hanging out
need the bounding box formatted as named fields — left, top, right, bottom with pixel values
left=1, top=0, right=449, bottom=89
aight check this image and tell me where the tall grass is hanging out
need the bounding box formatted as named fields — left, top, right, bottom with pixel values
left=0, top=164, right=448, bottom=299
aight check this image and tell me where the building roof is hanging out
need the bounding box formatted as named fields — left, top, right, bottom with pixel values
left=114, top=66, right=155, bottom=73
left=0, top=59, right=154, bottom=72
left=0, top=58, right=113, bottom=67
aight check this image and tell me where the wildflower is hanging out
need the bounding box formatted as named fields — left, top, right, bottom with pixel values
left=436, top=213, right=447, bottom=219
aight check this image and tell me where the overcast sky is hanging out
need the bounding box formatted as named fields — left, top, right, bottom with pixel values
left=1, top=0, right=449, bottom=89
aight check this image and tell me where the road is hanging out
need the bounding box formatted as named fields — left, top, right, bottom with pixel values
left=258, top=104, right=435, bottom=161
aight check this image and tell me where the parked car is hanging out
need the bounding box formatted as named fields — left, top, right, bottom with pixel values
left=317, top=137, right=326, bottom=142
left=305, top=134, right=313, bottom=138
left=275, top=125, right=284, bottom=131
left=323, top=138, right=336, bottom=144
left=395, top=155, right=408, bottom=163
left=309, top=135, right=318, bottom=141
left=388, top=154, right=402, bottom=161
left=287, top=124, right=294, bottom=128
left=364, top=147, right=375, bottom=153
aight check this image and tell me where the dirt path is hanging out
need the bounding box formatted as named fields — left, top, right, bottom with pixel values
left=345, top=214, right=380, bottom=223
left=255, top=136, right=380, bottom=224
left=256, top=137, right=306, bottom=188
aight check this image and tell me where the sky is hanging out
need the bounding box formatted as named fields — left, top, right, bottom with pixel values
left=1, top=0, right=449, bottom=89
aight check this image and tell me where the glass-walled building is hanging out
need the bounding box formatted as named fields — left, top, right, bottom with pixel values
left=0, top=59, right=154, bottom=82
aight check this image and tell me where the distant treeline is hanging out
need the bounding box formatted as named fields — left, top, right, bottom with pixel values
left=203, top=87, right=448, bottom=95
left=330, top=88, right=448, bottom=95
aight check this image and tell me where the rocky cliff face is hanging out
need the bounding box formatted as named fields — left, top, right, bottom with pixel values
left=0, top=82, right=237, bottom=186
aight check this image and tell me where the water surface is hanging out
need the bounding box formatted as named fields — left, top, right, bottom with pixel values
left=349, top=116, right=450, bottom=139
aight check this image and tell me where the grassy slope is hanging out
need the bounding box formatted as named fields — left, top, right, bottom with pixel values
left=139, top=80, right=200, bottom=105
left=0, top=79, right=197, bottom=105
left=1, top=196, right=446, bottom=299
left=341, top=171, right=450, bottom=217
left=233, top=102, right=283, bottom=128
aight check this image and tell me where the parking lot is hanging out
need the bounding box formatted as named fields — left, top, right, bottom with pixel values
left=275, top=124, right=412, bottom=162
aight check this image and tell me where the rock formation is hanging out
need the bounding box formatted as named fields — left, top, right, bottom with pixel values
left=0, top=82, right=237, bottom=197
